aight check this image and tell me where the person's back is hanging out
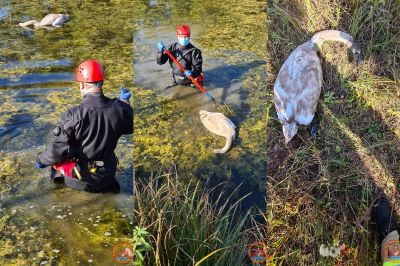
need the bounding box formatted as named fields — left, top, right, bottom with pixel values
left=35, top=60, right=133, bottom=193
left=70, top=94, right=132, bottom=161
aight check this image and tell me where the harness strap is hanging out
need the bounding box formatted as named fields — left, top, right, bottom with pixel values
left=176, top=48, right=198, bottom=63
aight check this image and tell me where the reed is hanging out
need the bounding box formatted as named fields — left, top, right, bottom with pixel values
left=133, top=168, right=264, bottom=265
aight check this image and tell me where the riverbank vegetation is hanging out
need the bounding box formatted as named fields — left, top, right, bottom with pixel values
left=133, top=169, right=267, bottom=265
left=266, top=0, right=399, bottom=264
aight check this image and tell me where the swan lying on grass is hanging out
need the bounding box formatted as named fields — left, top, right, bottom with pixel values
left=274, top=30, right=361, bottom=143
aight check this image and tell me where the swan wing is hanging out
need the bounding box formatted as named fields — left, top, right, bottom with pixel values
left=52, top=15, right=69, bottom=26
left=274, top=42, right=322, bottom=125
left=39, top=14, right=68, bottom=26
left=200, top=112, right=235, bottom=137
left=39, top=14, right=59, bottom=26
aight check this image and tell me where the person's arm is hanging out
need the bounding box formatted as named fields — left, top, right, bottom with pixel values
left=156, top=42, right=170, bottom=65
left=122, top=106, right=133, bottom=135
left=118, top=87, right=133, bottom=134
left=190, top=49, right=203, bottom=78
left=36, top=110, right=78, bottom=166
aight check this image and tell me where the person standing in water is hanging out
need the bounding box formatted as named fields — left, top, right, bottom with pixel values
left=35, top=60, right=133, bottom=193
left=157, top=24, right=203, bottom=87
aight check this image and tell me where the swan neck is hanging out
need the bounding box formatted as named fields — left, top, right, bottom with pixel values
left=311, top=30, right=354, bottom=49
left=214, top=135, right=233, bottom=154
left=19, top=20, right=39, bottom=27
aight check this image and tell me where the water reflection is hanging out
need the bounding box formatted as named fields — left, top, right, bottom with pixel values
left=0, top=6, right=9, bottom=21
left=0, top=72, right=74, bottom=87
left=2, top=59, right=72, bottom=69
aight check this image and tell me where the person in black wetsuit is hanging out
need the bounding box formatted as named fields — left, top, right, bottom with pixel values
left=35, top=60, right=133, bottom=193
left=157, top=24, right=203, bottom=87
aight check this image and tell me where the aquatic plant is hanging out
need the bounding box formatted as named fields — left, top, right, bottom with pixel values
left=0, top=156, right=20, bottom=196
left=132, top=226, right=152, bottom=266
left=134, top=168, right=263, bottom=265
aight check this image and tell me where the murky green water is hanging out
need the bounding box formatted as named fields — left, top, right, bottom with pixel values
left=0, top=1, right=134, bottom=264
left=133, top=0, right=268, bottom=212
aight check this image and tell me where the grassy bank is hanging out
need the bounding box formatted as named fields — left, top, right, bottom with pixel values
left=266, top=0, right=399, bottom=264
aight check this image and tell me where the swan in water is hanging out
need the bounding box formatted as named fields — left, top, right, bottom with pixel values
left=199, top=110, right=236, bottom=154
left=274, top=30, right=361, bottom=143
left=19, top=14, right=69, bottom=28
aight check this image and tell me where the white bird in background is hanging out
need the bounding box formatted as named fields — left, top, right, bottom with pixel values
left=274, top=30, right=361, bottom=143
left=19, top=14, right=69, bottom=28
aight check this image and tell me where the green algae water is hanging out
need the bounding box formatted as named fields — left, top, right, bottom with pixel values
left=0, top=1, right=134, bottom=264
left=133, top=0, right=268, bottom=212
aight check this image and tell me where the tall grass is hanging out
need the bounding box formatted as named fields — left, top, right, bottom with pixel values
left=267, top=0, right=399, bottom=265
left=133, top=167, right=265, bottom=265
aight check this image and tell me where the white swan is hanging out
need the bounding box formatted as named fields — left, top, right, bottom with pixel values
left=19, top=14, right=69, bottom=28
left=199, top=110, right=236, bottom=154
left=274, top=30, right=361, bottom=143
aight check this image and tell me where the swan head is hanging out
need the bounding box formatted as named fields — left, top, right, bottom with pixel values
left=283, top=122, right=298, bottom=144
left=350, top=40, right=361, bottom=64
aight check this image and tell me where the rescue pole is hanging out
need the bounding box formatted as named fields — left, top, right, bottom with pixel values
left=159, top=42, right=234, bottom=116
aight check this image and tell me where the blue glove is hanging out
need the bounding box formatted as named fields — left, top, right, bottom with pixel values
left=120, top=87, right=131, bottom=101
left=184, top=70, right=192, bottom=77
left=157, top=41, right=165, bottom=53
left=35, top=161, right=47, bottom=169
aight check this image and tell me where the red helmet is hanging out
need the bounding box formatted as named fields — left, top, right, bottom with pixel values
left=176, top=24, right=190, bottom=37
left=76, top=60, right=105, bottom=82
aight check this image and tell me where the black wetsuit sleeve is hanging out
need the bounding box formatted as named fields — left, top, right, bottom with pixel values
left=156, top=44, right=173, bottom=65
left=121, top=101, right=133, bottom=135
left=191, top=49, right=202, bottom=78
left=120, top=98, right=129, bottom=105
left=36, top=110, right=78, bottom=166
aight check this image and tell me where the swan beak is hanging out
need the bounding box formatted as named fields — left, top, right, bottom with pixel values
left=283, top=123, right=298, bottom=144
